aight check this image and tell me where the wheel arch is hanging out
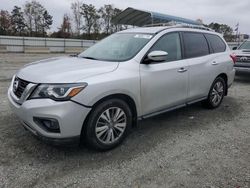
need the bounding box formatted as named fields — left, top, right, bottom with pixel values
left=216, top=73, right=228, bottom=96
left=80, top=93, right=138, bottom=140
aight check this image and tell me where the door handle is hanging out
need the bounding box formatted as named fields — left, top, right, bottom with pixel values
left=212, top=61, right=218, bottom=65
left=178, top=67, right=187, bottom=73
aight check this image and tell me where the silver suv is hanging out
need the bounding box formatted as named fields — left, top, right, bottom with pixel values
left=8, top=25, right=235, bottom=150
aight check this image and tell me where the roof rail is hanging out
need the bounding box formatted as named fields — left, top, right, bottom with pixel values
left=144, top=22, right=176, bottom=27
left=144, top=22, right=213, bottom=31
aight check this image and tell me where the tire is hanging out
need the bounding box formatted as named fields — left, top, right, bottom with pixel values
left=84, top=99, right=132, bottom=151
left=203, top=77, right=226, bottom=109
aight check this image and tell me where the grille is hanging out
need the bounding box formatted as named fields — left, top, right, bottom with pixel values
left=236, top=56, right=250, bottom=62
left=13, top=77, right=30, bottom=98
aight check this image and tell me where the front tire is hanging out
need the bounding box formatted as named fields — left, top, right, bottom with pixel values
left=203, top=77, right=226, bottom=109
left=84, top=99, right=132, bottom=151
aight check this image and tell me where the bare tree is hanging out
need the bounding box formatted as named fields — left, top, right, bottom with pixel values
left=71, top=0, right=82, bottom=36
left=60, top=14, right=71, bottom=33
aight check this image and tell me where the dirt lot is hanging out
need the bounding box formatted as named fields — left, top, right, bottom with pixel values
left=0, top=53, right=249, bottom=188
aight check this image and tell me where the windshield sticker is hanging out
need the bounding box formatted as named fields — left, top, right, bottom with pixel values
left=134, top=34, right=153, bottom=39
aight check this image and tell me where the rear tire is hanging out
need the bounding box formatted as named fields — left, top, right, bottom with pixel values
left=84, top=99, right=132, bottom=151
left=203, top=77, right=226, bottom=109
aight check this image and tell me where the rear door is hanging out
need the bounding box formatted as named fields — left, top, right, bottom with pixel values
left=182, top=32, right=215, bottom=102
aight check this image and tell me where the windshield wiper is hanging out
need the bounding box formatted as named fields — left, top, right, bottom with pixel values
left=81, top=56, right=98, bottom=60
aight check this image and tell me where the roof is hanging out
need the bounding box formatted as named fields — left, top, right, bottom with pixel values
left=112, top=7, right=202, bottom=27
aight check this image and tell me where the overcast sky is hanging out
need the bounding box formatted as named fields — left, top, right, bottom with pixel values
left=1, top=0, right=250, bottom=34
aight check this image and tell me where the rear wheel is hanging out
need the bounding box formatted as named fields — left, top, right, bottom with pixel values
left=84, top=99, right=132, bottom=151
left=203, top=77, right=226, bottom=109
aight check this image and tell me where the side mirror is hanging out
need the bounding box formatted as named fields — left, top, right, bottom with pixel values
left=147, top=51, right=168, bottom=62
left=232, top=47, right=237, bottom=50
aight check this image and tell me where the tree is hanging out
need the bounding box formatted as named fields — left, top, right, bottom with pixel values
left=11, top=6, right=26, bottom=35
left=80, top=3, right=99, bottom=37
left=208, top=22, right=234, bottom=41
left=99, top=5, right=114, bottom=34
left=208, top=22, right=233, bottom=35
left=24, top=0, right=52, bottom=36
left=99, top=5, right=124, bottom=34
left=0, top=10, right=11, bottom=35
left=71, top=0, right=82, bottom=36
left=111, top=8, right=123, bottom=32
left=61, top=14, right=71, bottom=33
left=41, top=10, right=53, bottom=36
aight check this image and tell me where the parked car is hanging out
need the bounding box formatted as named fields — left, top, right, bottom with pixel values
left=232, top=40, right=250, bottom=71
left=8, top=25, right=235, bottom=150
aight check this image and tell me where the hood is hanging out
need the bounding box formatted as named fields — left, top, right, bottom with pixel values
left=16, top=56, right=119, bottom=83
left=234, top=49, right=250, bottom=56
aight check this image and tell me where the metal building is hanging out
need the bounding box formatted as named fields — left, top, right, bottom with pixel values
left=112, top=7, right=202, bottom=27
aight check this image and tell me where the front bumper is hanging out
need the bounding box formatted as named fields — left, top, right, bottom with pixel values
left=8, top=88, right=91, bottom=144
left=234, top=62, right=250, bottom=71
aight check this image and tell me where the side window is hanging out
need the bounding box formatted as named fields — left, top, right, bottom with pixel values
left=205, top=34, right=226, bottom=53
left=150, top=32, right=182, bottom=62
left=183, top=32, right=209, bottom=58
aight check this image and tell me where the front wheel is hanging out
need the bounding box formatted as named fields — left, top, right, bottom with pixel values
left=203, top=77, right=226, bottom=109
left=84, top=99, right=132, bottom=151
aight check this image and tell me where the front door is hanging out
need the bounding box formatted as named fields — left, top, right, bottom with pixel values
left=140, top=32, right=188, bottom=115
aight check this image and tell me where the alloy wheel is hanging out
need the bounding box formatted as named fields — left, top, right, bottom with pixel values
left=210, top=81, right=224, bottom=106
left=95, top=107, right=127, bottom=144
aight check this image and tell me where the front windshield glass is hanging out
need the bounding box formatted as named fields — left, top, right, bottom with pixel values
left=239, top=41, right=250, bottom=49
left=79, top=33, right=153, bottom=61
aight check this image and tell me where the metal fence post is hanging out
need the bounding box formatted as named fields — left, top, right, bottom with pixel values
left=23, top=37, right=25, bottom=53
left=64, top=38, right=66, bottom=53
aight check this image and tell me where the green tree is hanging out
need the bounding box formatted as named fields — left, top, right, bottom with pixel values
left=11, top=6, right=26, bottom=35
left=41, top=10, right=53, bottom=36
left=208, top=22, right=233, bottom=35
left=80, top=3, right=99, bottom=37
left=208, top=22, right=234, bottom=42
left=99, top=5, right=124, bottom=34
left=24, top=0, right=53, bottom=36
left=112, top=8, right=123, bottom=32
left=99, top=5, right=114, bottom=34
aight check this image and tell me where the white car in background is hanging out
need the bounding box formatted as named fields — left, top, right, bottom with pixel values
left=233, top=40, right=250, bottom=71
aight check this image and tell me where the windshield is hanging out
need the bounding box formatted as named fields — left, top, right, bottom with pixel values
left=239, top=41, right=250, bottom=49
left=79, top=33, right=153, bottom=61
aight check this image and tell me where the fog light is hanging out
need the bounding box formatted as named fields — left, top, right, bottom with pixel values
left=33, top=117, right=60, bottom=133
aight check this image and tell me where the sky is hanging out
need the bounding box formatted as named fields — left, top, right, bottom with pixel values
left=1, top=0, right=250, bottom=35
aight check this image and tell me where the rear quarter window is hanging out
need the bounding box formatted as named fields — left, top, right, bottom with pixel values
left=183, top=32, right=209, bottom=58
left=205, top=34, right=226, bottom=53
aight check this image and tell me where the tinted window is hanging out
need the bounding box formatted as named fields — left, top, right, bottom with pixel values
left=183, top=32, right=209, bottom=58
left=150, top=32, right=182, bottom=62
left=205, top=34, right=226, bottom=53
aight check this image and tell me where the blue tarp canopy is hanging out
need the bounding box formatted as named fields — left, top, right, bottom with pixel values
left=112, top=7, right=202, bottom=26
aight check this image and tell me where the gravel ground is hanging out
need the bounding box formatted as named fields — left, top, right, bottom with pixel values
left=0, top=53, right=249, bottom=188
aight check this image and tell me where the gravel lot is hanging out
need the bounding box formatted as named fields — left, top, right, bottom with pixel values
left=0, top=53, right=249, bottom=188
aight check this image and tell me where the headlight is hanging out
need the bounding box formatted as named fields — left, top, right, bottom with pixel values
left=29, top=83, right=87, bottom=101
